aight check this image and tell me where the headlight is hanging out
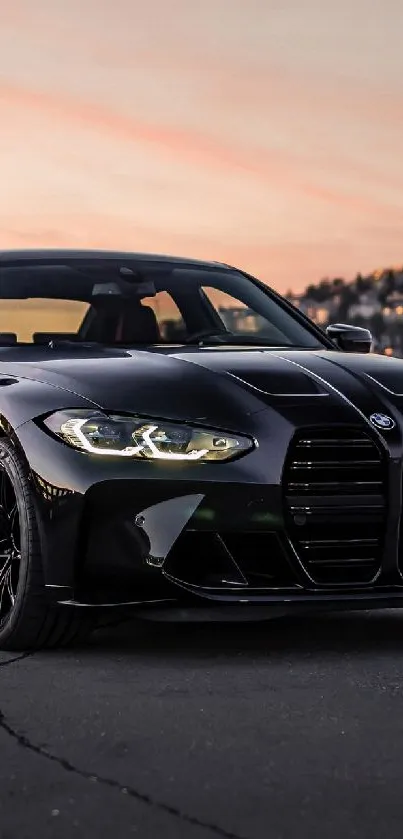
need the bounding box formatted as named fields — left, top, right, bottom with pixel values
left=42, top=410, right=253, bottom=461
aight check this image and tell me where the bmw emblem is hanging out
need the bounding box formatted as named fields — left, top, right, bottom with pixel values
left=369, top=412, right=396, bottom=431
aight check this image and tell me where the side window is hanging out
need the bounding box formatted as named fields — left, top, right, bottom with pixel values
left=142, top=291, right=186, bottom=341
left=202, top=286, right=284, bottom=339
left=0, top=299, right=89, bottom=343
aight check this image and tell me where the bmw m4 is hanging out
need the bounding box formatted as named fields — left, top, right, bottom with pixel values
left=0, top=249, right=401, bottom=650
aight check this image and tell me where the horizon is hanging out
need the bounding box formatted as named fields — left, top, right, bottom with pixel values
left=2, top=0, right=403, bottom=294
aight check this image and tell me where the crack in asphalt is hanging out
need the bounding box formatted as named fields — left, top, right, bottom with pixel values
left=0, top=652, right=36, bottom=668
left=0, top=625, right=249, bottom=838
left=0, top=707, right=247, bottom=839
left=0, top=615, right=138, bottom=670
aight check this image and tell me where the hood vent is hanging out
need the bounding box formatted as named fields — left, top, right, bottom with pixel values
left=228, top=370, right=326, bottom=397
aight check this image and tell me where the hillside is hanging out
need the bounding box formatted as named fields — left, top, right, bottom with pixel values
left=287, top=266, right=403, bottom=356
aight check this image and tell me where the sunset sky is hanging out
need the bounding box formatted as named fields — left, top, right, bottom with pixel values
left=1, top=0, right=403, bottom=292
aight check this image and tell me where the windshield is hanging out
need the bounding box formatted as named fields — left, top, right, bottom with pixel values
left=0, top=259, right=325, bottom=349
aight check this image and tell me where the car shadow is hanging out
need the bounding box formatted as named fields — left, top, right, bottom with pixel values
left=75, top=608, right=403, bottom=662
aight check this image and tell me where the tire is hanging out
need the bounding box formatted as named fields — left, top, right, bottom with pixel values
left=0, top=438, right=94, bottom=651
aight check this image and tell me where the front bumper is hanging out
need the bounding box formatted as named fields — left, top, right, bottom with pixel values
left=14, top=401, right=403, bottom=618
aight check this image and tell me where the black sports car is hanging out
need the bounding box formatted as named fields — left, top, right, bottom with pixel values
left=0, top=248, right=402, bottom=650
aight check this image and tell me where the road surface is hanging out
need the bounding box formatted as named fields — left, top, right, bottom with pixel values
left=1, top=611, right=403, bottom=838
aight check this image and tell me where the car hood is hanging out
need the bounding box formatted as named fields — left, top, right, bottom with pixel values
left=174, top=347, right=403, bottom=398
left=2, top=345, right=403, bottom=431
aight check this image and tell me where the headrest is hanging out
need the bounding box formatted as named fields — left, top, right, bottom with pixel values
left=115, top=304, right=160, bottom=344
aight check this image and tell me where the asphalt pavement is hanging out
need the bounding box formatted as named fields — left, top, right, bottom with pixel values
left=1, top=610, right=403, bottom=839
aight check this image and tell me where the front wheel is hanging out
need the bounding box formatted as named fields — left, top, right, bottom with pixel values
left=0, top=438, right=93, bottom=651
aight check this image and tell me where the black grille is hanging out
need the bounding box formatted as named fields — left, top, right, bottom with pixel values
left=284, top=428, right=387, bottom=585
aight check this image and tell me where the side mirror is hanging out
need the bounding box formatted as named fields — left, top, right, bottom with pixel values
left=326, top=323, right=372, bottom=353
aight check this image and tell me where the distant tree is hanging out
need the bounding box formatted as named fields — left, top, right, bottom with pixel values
left=386, top=269, right=395, bottom=290
left=355, top=273, right=365, bottom=291
left=369, top=312, right=385, bottom=341
left=379, top=270, right=395, bottom=304
left=305, top=284, right=321, bottom=302
left=315, top=279, right=332, bottom=302
left=335, top=285, right=356, bottom=320
left=354, top=272, right=372, bottom=293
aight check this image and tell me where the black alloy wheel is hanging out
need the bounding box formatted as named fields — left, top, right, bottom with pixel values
left=0, top=439, right=94, bottom=651
left=0, top=467, right=21, bottom=628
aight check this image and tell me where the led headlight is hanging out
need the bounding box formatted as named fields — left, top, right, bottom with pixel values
left=42, top=410, right=253, bottom=462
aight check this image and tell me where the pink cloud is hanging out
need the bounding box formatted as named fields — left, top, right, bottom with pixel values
left=2, top=80, right=403, bottom=224
left=2, top=1, right=403, bottom=292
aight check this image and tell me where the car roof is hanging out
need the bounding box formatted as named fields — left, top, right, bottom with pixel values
left=0, top=248, right=229, bottom=269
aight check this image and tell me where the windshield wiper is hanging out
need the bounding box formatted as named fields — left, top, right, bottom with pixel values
left=47, top=339, right=102, bottom=349
left=184, top=330, right=292, bottom=347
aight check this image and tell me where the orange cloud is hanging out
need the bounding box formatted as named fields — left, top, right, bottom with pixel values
left=2, top=80, right=403, bottom=224
left=3, top=207, right=403, bottom=295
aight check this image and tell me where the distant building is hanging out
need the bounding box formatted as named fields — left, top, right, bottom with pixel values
left=296, top=297, right=339, bottom=326
left=347, top=291, right=380, bottom=320
left=382, top=290, right=403, bottom=319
